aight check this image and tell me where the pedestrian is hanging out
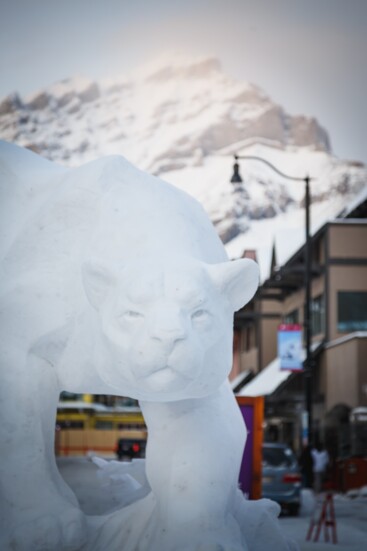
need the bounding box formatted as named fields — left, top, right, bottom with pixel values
left=311, top=442, right=329, bottom=493
left=298, top=444, right=314, bottom=488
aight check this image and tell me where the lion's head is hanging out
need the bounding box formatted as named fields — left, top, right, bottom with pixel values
left=76, top=255, right=259, bottom=401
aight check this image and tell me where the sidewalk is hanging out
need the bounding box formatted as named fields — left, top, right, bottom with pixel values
left=58, top=457, right=367, bottom=550
left=278, top=488, right=367, bottom=551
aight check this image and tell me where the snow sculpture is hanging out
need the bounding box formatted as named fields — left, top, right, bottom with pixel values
left=0, top=141, right=296, bottom=551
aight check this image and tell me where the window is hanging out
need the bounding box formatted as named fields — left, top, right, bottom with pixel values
left=57, top=420, right=85, bottom=429
left=262, top=444, right=296, bottom=468
left=241, top=327, right=255, bottom=352
left=284, top=309, right=299, bottom=325
left=338, top=291, right=367, bottom=332
left=311, top=295, right=325, bottom=336
left=94, top=420, right=113, bottom=430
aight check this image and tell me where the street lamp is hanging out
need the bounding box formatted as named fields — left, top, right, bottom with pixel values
left=231, top=154, right=313, bottom=445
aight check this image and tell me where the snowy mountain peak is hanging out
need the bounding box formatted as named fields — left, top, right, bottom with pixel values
left=25, top=76, right=100, bottom=111
left=0, top=92, right=23, bottom=115
left=0, top=54, right=331, bottom=168
left=135, top=53, right=223, bottom=82
left=0, top=54, right=365, bottom=265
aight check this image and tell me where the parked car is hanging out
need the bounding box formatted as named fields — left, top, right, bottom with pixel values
left=261, top=442, right=301, bottom=515
left=115, top=438, right=146, bottom=461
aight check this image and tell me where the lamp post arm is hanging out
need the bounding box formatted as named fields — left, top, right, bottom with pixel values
left=233, top=153, right=313, bottom=445
left=234, top=154, right=309, bottom=183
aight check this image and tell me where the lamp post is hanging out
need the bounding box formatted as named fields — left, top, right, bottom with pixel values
left=231, top=154, right=313, bottom=445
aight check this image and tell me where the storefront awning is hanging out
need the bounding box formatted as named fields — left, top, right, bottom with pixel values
left=230, top=370, right=253, bottom=393
left=236, top=358, right=289, bottom=397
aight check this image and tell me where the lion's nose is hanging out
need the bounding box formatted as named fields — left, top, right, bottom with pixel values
left=151, top=326, right=187, bottom=347
left=150, top=308, right=187, bottom=347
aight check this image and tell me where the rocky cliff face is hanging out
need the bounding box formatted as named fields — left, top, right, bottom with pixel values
left=0, top=56, right=330, bottom=168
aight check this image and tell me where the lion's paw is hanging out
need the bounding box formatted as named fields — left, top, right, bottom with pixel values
left=2, top=504, right=87, bottom=551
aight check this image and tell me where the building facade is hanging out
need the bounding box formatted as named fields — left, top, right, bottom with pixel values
left=233, top=217, right=367, bottom=456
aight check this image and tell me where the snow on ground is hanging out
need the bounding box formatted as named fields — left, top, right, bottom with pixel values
left=279, top=488, right=367, bottom=551
left=57, top=457, right=367, bottom=551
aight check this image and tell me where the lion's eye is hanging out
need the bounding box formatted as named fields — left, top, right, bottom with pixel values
left=124, top=310, right=144, bottom=320
left=191, top=309, right=208, bottom=320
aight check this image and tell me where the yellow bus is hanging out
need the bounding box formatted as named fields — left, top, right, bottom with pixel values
left=55, top=401, right=147, bottom=457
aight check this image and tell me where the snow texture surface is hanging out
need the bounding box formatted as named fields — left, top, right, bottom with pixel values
left=0, top=142, right=297, bottom=550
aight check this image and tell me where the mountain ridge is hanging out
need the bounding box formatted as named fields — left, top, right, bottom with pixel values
left=0, top=55, right=365, bottom=256
left=0, top=55, right=331, bottom=169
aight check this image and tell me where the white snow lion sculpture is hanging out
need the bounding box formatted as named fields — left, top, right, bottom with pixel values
left=0, top=141, right=296, bottom=551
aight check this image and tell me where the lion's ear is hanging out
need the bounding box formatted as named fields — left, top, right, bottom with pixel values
left=82, top=262, right=116, bottom=310
left=206, top=258, right=259, bottom=312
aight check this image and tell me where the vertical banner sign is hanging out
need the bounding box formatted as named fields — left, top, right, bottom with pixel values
left=277, top=324, right=303, bottom=371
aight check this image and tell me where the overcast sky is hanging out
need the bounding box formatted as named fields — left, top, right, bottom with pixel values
left=1, top=0, right=366, bottom=163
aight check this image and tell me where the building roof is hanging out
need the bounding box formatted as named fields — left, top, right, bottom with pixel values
left=236, top=356, right=291, bottom=397
left=260, top=218, right=367, bottom=300
left=325, top=331, right=367, bottom=350
left=230, top=370, right=253, bottom=393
